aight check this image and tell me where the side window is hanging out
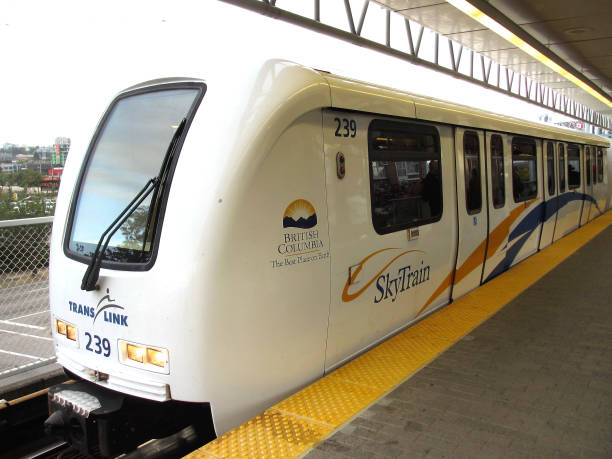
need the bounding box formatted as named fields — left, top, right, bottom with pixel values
left=547, top=142, right=555, bottom=196
left=368, top=120, right=442, bottom=234
left=512, top=137, right=538, bottom=202
left=585, top=147, right=591, bottom=186
left=490, top=134, right=505, bottom=208
left=464, top=131, right=482, bottom=214
left=558, top=144, right=566, bottom=192
left=567, top=144, right=581, bottom=189
left=597, top=148, right=604, bottom=183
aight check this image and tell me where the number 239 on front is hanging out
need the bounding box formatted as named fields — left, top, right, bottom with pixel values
left=84, top=332, right=111, bottom=357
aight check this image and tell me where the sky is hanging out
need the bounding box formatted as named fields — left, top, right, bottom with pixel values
left=0, top=0, right=575, bottom=147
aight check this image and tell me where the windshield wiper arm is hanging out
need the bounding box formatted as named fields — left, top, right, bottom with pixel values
left=80, top=177, right=159, bottom=291
left=80, top=117, right=188, bottom=291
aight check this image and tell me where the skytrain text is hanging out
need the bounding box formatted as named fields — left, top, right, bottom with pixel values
left=374, top=262, right=431, bottom=303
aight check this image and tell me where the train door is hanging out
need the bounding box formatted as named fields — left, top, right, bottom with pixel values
left=586, top=147, right=597, bottom=222
left=593, top=147, right=607, bottom=215
left=481, top=132, right=511, bottom=281
left=539, top=141, right=558, bottom=249
left=580, top=146, right=592, bottom=226
left=607, top=147, right=612, bottom=211
left=554, top=142, right=571, bottom=240
left=565, top=143, right=583, bottom=231
left=453, top=128, right=488, bottom=299
left=322, top=111, right=457, bottom=370
left=501, top=135, right=543, bottom=268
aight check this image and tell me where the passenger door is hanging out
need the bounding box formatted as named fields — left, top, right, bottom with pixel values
left=557, top=143, right=582, bottom=236
left=505, top=136, right=543, bottom=267
left=322, top=111, right=456, bottom=370
left=593, top=147, right=607, bottom=216
left=553, top=142, right=569, bottom=241
left=453, top=128, right=488, bottom=299
left=539, top=141, right=558, bottom=249
left=482, top=132, right=512, bottom=281
left=580, top=146, right=593, bottom=224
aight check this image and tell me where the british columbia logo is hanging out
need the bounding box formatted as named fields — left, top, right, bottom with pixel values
left=271, top=199, right=329, bottom=268
left=283, top=199, right=317, bottom=229
left=68, top=288, right=128, bottom=327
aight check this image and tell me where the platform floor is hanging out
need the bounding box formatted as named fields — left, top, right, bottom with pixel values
left=188, top=212, right=612, bottom=459
left=305, top=225, right=612, bottom=458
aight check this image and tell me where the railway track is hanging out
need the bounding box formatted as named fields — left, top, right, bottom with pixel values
left=1, top=385, right=211, bottom=458
left=0, top=386, right=86, bottom=459
left=21, top=440, right=73, bottom=459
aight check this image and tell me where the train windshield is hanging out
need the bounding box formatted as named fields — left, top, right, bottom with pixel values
left=67, top=85, right=203, bottom=266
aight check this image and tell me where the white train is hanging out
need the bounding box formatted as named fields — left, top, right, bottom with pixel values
left=46, top=58, right=611, bottom=455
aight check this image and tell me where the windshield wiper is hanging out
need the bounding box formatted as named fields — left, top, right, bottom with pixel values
left=80, top=118, right=187, bottom=291
left=80, top=177, right=158, bottom=291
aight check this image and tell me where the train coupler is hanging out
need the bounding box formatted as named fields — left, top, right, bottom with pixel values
left=44, top=381, right=214, bottom=457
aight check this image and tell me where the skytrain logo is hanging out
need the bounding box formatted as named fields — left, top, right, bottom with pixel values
left=68, top=288, right=128, bottom=327
left=342, top=248, right=431, bottom=304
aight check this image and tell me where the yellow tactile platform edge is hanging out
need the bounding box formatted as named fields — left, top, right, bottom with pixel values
left=187, top=211, right=612, bottom=459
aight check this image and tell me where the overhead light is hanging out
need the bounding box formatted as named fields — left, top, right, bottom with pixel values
left=445, top=0, right=612, bottom=109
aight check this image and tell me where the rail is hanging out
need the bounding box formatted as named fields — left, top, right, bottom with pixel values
left=0, top=216, right=55, bottom=380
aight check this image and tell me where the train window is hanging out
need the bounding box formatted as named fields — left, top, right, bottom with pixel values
left=463, top=131, right=482, bottom=214
left=66, top=84, right=205, bottom=266
left=368, top=120, right=442, bottom=234
left=546, top=142, right=555, bottom=196
left=512, top=137, right=537, bottom=202
left=490, top=134, right=505, bottom=208
left=567, top=144, right=581, bottom=189
left=597, top=148, right=604, bottom=183
left=585, top=147, right=591, bottom=186
left=558, top=144, right=566, bottom=192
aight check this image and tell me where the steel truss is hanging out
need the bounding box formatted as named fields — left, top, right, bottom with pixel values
left=221, top=0, right=611, bottom=131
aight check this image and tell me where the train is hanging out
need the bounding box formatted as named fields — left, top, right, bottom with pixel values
left=44, top=54, right=611, bottom=456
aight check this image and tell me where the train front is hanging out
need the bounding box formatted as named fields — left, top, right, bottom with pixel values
left=45, top=79, right=215, bottom=456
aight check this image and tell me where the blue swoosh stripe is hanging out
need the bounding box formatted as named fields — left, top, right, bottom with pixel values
left=486, top=192, right=597, bottom=283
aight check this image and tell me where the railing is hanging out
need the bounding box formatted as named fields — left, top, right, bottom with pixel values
left=0, top=216, right=55, bottom=380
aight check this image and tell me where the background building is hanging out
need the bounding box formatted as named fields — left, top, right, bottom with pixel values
left=52, top=137, right=70, bottom=166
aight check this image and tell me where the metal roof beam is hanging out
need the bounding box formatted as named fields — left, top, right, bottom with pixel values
left=219, top=0, right=611, bottom=130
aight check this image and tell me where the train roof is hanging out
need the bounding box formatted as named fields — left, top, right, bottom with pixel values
left=320, top=72, right=610, bottom=148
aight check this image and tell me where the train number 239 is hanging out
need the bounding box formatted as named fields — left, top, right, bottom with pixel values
left=334, top=117, right=357, bottom=138
left=85, top=332, right=111, bottom=357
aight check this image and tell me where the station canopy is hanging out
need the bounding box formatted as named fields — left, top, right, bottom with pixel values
left=228, top=0, right=612, bottom=131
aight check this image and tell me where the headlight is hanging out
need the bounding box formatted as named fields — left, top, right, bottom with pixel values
left=119, top=340, right=169, bottom=373
left=66, top=325, right=77, bottom=341
left=127, top=344, right=145, bottom=363
left=146, top=348, right=167, bottom=367
left=55, top=318, right=77, bottom=342
left=56, top=319, right=67, bottom=336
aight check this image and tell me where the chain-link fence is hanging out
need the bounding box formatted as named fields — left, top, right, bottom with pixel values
left=0, top=217, right=55, bottom=380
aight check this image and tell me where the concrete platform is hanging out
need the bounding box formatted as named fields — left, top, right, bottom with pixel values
left=305, top=225, right=612, bottom=458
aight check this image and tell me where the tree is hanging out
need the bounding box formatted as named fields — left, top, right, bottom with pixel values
left=21, top=169, right=42, bottom=189
left=120, top=206, right=150, bottom=250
